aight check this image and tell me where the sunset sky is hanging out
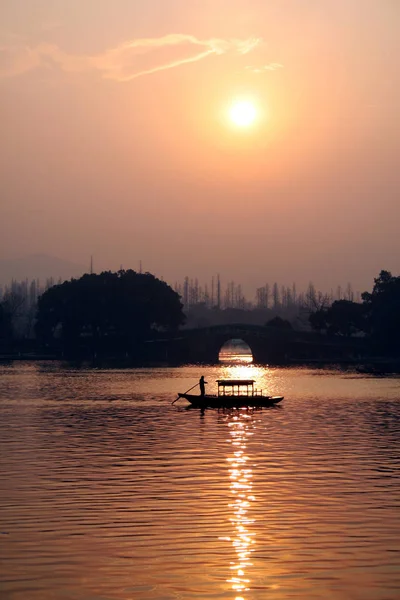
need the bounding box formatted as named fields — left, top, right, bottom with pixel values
left=1, top=0, right=399, bottom=295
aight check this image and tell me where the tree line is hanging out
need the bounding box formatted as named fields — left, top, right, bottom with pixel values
left=1, top=273, right=357, bottom=341
left=308, top=270, right=400, bottom=355
left=1, top=269, right=399, bottom=358
left=174, top=276, right=360, bottom=311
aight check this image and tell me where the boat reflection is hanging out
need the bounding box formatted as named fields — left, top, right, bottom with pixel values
left=223, top=411, right=256, bottom=599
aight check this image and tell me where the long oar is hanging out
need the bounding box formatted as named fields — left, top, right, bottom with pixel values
left=172, top=382, right=199, bottom=404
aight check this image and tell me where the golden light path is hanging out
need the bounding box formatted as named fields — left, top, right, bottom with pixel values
left=226, top=412, right=255, bottom=600
left=218, top=363, right=275, bottom=598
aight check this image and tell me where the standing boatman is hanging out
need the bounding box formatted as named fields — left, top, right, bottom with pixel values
left=199, top=375, right=207, bottom=397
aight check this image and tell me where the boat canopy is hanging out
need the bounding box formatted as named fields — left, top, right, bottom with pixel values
left=216, top=379, right=261, bottom=397
left=216, top=379, right=255, bottom=386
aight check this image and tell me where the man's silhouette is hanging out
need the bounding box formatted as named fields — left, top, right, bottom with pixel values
left=199, top=375, right=207, bottom=397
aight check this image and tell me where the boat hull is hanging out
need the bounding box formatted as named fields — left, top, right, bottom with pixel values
left=178, top=393, right=284, bottom=409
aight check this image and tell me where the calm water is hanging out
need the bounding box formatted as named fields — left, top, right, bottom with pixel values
left=0, top=362, right=399, bottom=600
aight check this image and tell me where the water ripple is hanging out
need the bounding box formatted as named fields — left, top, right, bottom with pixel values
left=0, top=363, right=399, bottom=599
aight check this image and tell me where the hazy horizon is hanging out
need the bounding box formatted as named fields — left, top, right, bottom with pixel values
left=0, top=252, right=383, bottom=302
left=1, top=1, right=399, bottom=295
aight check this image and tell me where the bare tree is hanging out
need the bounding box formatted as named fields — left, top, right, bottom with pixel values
left=272, top=283, right=280, bottom=310
left=345, top=282, right=354, bottom=302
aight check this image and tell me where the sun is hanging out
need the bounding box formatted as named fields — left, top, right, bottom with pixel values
left=229, top=100, right=257, bottom=128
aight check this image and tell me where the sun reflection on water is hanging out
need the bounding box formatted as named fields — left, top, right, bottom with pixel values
left=221, top=363, right=269, bottom=388
left=216, top=363, right=281, bottom=598
left=224, top=412, right=256, bottom=599
left=219, top=339, right=253, bottom=364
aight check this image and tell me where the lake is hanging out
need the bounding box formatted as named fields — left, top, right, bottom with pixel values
left=0, top=362, right=399, bottom=599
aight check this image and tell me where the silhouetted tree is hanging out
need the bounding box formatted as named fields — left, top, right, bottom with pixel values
left=362, top=270, right=400, bottom=354
left=308, top=308, right=328, bottom=333
left=266, top=316, right=293, bottom=330
left=309, top=300, right=366, bottom=337
left=0, top=288, right=26, bottom=339
left=304, top=282, right=331, bottom=312
left=36, top=270, right=185, bottom=354
left=272, top=283, right=280, bottom=309
left=0, top=301, right=13, bottom=343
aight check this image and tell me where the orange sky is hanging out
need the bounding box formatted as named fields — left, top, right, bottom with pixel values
left=1, top=0, right=399, bottom=295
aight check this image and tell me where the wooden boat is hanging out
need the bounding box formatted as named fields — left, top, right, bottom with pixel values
left=177, top=379, right=284, bottom=409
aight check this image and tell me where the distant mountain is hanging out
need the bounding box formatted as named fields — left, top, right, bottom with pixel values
left=0, top=254, right=88, bottom=286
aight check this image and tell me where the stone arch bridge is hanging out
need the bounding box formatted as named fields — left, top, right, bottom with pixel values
left=147, top=324, right=368, bottom=365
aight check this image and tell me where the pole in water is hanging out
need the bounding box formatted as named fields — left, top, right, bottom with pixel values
left=171, top=381, right=200, bottom=404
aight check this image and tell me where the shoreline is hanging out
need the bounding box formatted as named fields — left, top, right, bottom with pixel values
left=1, top=354, right=400, bottom=373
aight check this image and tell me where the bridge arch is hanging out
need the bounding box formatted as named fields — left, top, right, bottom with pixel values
left=218, top=338, right=253, bottom=363
left=206, top=332, right=273, bottom=364
left=175, top=325, right=290, bottom=365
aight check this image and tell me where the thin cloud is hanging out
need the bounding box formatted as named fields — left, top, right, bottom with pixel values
left=0, top=34, right=262, bottom=81
left=246, top=62, right=283, bottom=73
